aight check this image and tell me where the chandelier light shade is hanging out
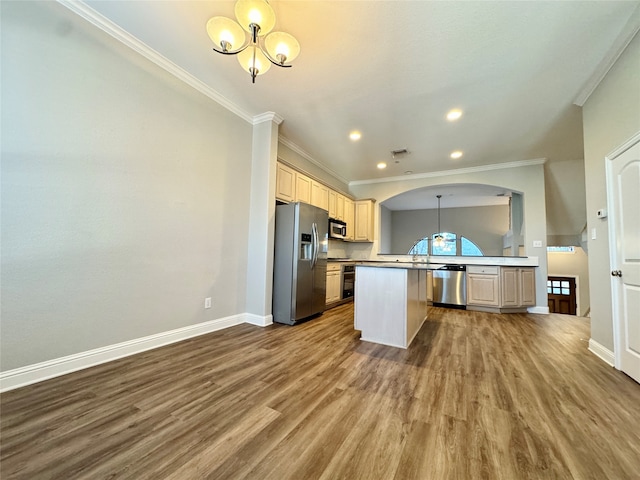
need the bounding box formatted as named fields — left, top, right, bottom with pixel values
left=206, top=0, right=300, bottom=83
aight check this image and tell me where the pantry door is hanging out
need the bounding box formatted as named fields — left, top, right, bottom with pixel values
left=607, top=132, right=640, bottom=384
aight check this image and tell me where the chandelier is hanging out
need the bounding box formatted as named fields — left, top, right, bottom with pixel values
left=206, top=0, right=300, bottom=83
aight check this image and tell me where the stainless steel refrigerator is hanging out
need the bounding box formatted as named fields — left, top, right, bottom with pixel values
left=273, top=202, right=328, bottom=325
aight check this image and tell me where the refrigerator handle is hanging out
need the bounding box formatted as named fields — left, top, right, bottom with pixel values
left=311, top=222, right=318, bottom=269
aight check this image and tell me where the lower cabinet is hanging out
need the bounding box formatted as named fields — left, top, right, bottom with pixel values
left=467, top=266, right=536, bottom=312
left=326, top=263, right=342, bottom=304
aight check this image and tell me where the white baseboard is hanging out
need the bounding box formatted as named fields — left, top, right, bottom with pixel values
left=245, top=313, right=273, bottom=327
left=0, top=313, right=263, bottom=392
left=588, top=339, right=615, bottom=367
left=527, top=306, right=550, bottom=314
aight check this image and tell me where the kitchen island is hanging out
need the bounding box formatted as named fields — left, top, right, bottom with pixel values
left=354, top=263, right=429, bottom=348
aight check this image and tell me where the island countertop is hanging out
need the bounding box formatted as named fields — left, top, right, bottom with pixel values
left=354, top=255, right=539, bottom=268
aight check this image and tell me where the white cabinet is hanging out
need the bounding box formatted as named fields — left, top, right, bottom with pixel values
left=354, top=199, right=375, bottom=242
left=275, top=162, right=296, bottom=202
left=326, top=263, right=342, bottom=304
left=467, top=266, right=536, bottom=312
left=354, top=266, right=428, bottom=349
left=344, top=198, right=354, bottom=241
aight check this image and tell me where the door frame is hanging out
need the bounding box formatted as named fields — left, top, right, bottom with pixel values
left=605, top=130, right=640, bottom=371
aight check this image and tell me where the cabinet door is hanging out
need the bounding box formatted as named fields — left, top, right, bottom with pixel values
left=427, top=270, right=433, bottom=302
left=354, top=200, right=375, bottom=242
left=500, top=268, right=519, bottom=307
left=328, top=190, right=338, bottom=218
left=295, top=174, right=312, bottom=204
left=326, top=271, right=341, bottom=303
left=344, top=198, right=354, bottom=240
left=467, top=274, right=500, bottom=306
left=276, top=163, right=296, bottom=202
left=519, top=268, right=536, bottom=306
left=336, top=194, right=345, bottom=221
left=311, top=181, right=329, bottom=211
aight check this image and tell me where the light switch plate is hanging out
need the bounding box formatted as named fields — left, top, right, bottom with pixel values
left=591, top=228, right=597, bottom=240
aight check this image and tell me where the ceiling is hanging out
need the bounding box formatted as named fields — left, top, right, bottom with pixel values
left=81, top=0, right=639, bottom=188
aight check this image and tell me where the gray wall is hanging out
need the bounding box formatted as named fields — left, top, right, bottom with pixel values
left=1, top=1, right=253, bottom=370
left=582, top=31, right=640, bottom=351
left=387, top=205, right=509, bottom=256
left=277, top=142, right=350, bottom=196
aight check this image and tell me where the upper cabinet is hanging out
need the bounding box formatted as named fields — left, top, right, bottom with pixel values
left=275, top=162, right=373, bottom=242
left=354, top=199, right=375, bottom=242
left=295, top=174, right=312, bottom=204
left=275, top=162, right=296, bottom=203
left=311, top=181, right=329, bottom=211
left=344, top=198, right=354, bottom=241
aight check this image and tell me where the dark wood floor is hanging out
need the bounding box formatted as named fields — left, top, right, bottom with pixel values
left=2, top=305, right=640, bottom=479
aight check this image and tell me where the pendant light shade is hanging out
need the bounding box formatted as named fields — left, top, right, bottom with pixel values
left=237, top=46, right=271, bottom=78
left=206, top=16, right=246, bottom=53
left=234, top=0, right=276, bottom=35
left=264, top=31, right=300, bottom=64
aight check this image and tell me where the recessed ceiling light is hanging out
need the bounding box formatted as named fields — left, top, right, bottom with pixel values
left=450, top=150, right=463, bottom=159
left=349, top=131, right=362, bottom=141
left=404, top=170, right=413, bottom=175
left=377, top=162, right=387, bottom=169
left=446, top=109, right=463, bottom=121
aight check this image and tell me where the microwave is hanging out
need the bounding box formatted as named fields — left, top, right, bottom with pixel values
left=328, top=218, right=347, bottom=240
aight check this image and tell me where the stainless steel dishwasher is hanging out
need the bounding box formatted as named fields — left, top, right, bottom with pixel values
left=432, top=264, right=467, bottom=309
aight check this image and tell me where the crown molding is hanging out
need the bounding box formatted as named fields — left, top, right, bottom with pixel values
left=57, top=0, right=254, bottom=123
left=573, top=4, right=640, bottom=106
left=277, top=136, right=350, bottom=185
left=349, top=158, right=547, bottom=186
left=253, top=112, right=284, bottom=125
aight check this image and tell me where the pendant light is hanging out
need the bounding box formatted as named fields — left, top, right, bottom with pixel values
left=433, top=195, right=444, bottom=247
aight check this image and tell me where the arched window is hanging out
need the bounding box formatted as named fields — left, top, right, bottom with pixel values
left=409, top=233, right=484, bottom=256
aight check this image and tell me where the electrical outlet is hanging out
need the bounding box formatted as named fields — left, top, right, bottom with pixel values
left=591, top=228, right=597, bottom=240
left=533, top=240, right=542, bottom=248
left=205, top=297, right=212, bottom=309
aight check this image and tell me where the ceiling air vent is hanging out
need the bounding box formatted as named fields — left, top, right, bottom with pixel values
left=391, top=149, right=409, bottom=163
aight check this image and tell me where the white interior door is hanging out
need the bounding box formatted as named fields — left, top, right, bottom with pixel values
left=607, top=132, right=640, bottom=384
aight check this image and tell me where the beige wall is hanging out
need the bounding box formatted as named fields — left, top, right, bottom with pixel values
left=1, top=2, right=254, bottom=370
left=547, top=248, right=590, bottom=317
left=582, top=31, right=640, bottom=351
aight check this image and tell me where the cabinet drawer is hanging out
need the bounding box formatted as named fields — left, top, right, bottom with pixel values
left=467, top=265, right=498, bottom=275
left=327, top=263, right=342, bottom=272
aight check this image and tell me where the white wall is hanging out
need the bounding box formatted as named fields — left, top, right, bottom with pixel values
left=547, top=248, right=590, bottom=317
left=348, top=162, right=549, bottom=309
left=582, top=31, right=640, bottom=351
left=1, top=2, right=254, bottom=370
